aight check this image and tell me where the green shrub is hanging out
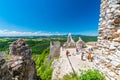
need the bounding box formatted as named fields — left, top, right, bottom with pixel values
left=41, top=60, right=53, bottom=80
left=80, top=69, right=106, bottom=80
left=62, top=73, right=79, bottom=80
left=62, top=70, right=106, bottom=80
left=33, top=47, right=53, bottom=80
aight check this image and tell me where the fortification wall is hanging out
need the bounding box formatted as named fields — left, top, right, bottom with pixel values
left=94, top=0, right=120, bottom=79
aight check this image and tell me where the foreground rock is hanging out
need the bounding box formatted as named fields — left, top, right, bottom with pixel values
left=9, top=39, right=37, bottom=80
left=0, top=39, right=37, bottom=80
left=0, top=53, right=12, bottom=80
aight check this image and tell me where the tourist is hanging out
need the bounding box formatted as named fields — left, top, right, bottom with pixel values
left=76, top=48, right=79, bottom=52
left=81, top=52, right=84, bottom=61
left=66, top=50, right=70, bottom=56
left=76, top=48, right=79, bottom=55
left=87, top=51, right=94, bottom=62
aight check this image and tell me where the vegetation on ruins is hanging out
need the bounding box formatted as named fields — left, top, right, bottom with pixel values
left=62, top=73, right=79, bottom=80
left=62, top=70, right=106, bottom=80
left=80, top=69, right=105, bottom=80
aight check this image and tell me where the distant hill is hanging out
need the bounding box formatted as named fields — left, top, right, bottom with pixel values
left=0, top=35, right=97, bottom=41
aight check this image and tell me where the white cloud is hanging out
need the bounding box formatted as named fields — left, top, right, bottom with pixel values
left=73, top=31, right=98, bottom=36
left=0, top=19, right=98, bottom=36
left=0, top=30, right=67, bottom=36
left=0, top=29, right=98, bottom=36
left=81, top=32, right=98, bottom=36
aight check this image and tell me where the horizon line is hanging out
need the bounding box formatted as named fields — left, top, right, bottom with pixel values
left=0, top=29, right=98, bottom=36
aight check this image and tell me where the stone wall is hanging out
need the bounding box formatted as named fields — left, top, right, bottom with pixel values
left=48, top=41, right=60, bottom=61
left=95, top=0, right=120, bottom=80
left=63, top=33, right=76, bottom=48
left=76, top=37, right=86, bottom=49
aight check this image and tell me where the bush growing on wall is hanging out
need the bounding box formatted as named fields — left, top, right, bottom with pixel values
left=80, top=69, right=106, bottom=80
left=62, top=69, right=106, bottom=80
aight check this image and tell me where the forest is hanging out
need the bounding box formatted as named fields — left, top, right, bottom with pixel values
left=0, top=35, right=97, bottom=52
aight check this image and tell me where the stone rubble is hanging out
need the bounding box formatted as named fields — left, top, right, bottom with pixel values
left=95, top=0, right=120, bottom=80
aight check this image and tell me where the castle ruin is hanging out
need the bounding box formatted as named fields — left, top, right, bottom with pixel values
left=94, top=0, right=120, bottom=79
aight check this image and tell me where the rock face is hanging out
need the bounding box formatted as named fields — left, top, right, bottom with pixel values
left=76, top=37, right=86, bottom=49
left=49, top=41, right=60, bottom=61
left=9, top=39, right=32, bottom=59
left=0, top=39, right=37, bottom=80
left=64, top=33, right=76, bottom=48
left=9, top=39, right=37, bottom=80
left=95, top=0, right=120, bottom=80
left=0, top=53, right=12, bottom=80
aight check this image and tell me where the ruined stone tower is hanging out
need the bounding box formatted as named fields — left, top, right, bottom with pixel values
left=64, top=33, right=76, bottom=48
left=76, top=37, right=86, bottom=49
left=95, top=0, right=120, bottom=80
left=48, top=41, right=60, bottom=61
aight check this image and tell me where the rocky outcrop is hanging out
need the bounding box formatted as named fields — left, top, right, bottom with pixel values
left=0, top=53, right=12, bottom=80
left=94, top=0, right=120, bottom=80
left=9, top=39, right=32, bottom=59
left=0, top=39, right=37, bottom=80
left=64, top=33, right=76, bottom=48
left=9, top=39, right=37, bottom=80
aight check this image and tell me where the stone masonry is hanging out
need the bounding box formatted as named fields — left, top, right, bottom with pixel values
left=94, top=0, right=120, bottom=80
left=76, top=37, right=86, bottom=49
left=63, top=33, right=76, bottom=48
left=48, top=41, right=61, bottom=61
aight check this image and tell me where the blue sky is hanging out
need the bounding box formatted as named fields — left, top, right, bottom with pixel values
left=0, top=0, right=100, bottom=36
